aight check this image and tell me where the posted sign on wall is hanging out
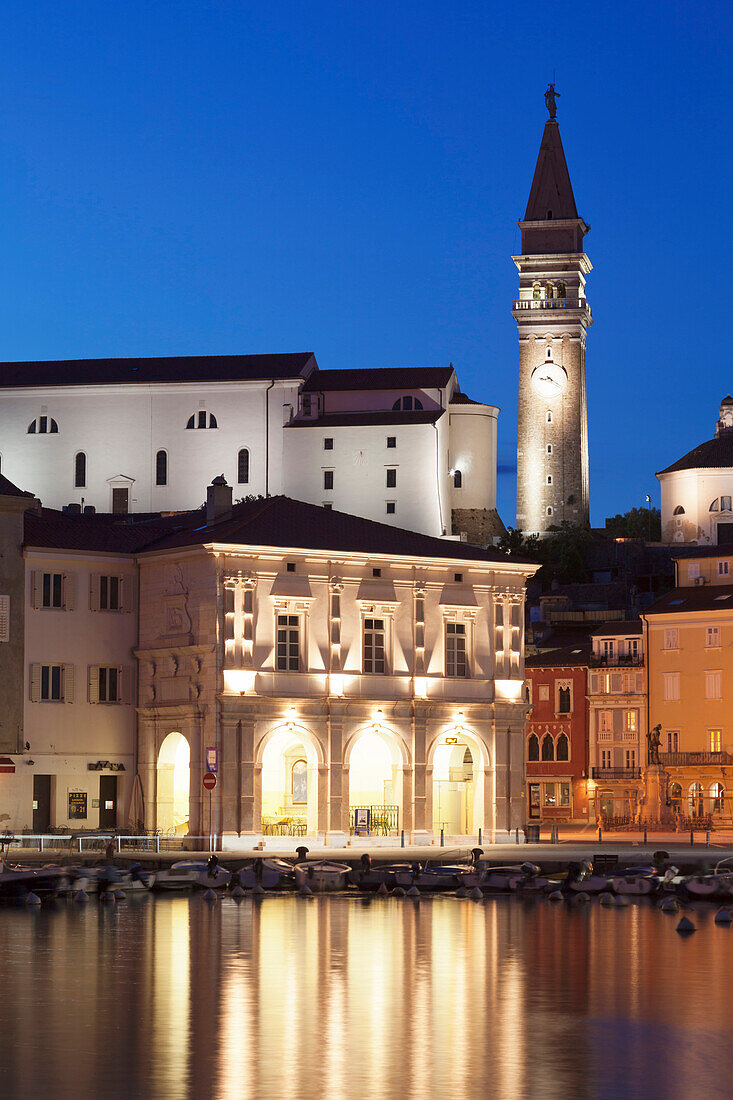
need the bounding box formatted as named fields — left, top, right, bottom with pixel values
left=68, top=791, right=88, bottom=819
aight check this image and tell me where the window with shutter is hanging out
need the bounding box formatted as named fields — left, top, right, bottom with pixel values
left=88, top=665, right=99, bottom=703
left=0, top=595, right=8, bottom=643
left=63, top=664, right=75, bottom=702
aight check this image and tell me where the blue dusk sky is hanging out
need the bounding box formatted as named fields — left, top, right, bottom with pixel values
left=0, top=1, right=730, bottom=527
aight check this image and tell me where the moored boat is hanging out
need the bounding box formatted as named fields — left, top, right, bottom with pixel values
left=294, top=860, right=350, bottom=891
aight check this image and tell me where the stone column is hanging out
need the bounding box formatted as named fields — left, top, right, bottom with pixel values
left=327, top=711, right=349, bottom=845
left=317, top=764, right=329, bottom=838
left=400, top=765, right=413, bottom=838
left=238, top=716, right=257, bottom=839
left=137, top=718, right=158, bottom=833
left=219, top=717, right=240, bottom=844
left=411, top=708, right=431, bottom=843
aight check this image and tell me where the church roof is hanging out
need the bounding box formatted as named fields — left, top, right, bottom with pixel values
left=303, top=367, right=453, bottom=392
left=0, top=474, right=34, bottom=498
left=449, top=391, right=484, bottom=406
left=657, top=433, right=733, bottom=475
left=523, top=119, right=579, bottom=222
left=721, top=395, right=733, bottom=406
left=0, top=353, right=317, bottom=388
left=287, top=410, right=442, bottom=428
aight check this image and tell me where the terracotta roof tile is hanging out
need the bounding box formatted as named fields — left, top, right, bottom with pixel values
left=0, top=353, right=317, bottom=388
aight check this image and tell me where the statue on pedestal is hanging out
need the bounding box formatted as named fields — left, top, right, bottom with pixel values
left=637, top=723, right=675, bottom=828
left=646, top=723, right=662, bottom=766
left=544, top=83, right=560, bottom=120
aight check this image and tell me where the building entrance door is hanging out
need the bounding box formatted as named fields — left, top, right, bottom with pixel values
left=528, top=783, right=541, bottom=820
left=33, top=775, right=51, bottom=832
left=112, top=488, right=129, bottom=514
left=99, top=775, right=118, bottom=829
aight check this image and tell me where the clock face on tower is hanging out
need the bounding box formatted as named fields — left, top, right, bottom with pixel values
left=530, top=361, right=567, bottom=398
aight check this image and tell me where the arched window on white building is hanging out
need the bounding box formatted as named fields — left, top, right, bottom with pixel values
left=392, top=396, right=423, bottom=411
left=74, top=452, right=86, bottom=488
left=186, top=411, right=218, bottom=429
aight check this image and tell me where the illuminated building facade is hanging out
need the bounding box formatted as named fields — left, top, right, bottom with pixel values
left=525, top=646, right=590, bottom=824
left=0, top=477, right=536, bottom=840
left=513, top=109, right=592, bottom=536
left=657, top=397, right=733, bottom=546
left=643, top=546, right=733, bottom=825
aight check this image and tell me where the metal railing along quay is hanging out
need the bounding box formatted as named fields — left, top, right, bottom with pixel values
left=1, top=834, right=221, bottom=854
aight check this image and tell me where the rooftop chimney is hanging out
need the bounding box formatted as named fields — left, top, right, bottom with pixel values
left=206, top=475, right=233, bottom=526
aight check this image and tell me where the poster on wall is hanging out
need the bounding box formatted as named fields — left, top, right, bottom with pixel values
left=354, top=807, right=371, bottom=835
left=68, top=791, right=88, bottom=819
left=206, top=747, right=218, bottom=774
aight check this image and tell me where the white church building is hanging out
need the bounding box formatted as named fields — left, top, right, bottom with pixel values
left=0, top=353, right=503, bottom=544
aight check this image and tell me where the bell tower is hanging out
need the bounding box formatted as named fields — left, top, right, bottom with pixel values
left=513, top=88, right=592, bottom=536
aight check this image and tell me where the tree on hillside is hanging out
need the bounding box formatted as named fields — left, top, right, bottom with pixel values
left=605, top=506, right=661, bottom=541
left=498, top=523, right=593, bottom=585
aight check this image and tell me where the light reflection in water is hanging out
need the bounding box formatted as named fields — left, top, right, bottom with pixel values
left=1, top=896, right=733, bottom=1098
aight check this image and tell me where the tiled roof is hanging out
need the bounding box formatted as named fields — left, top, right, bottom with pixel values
left=590, top=620, right=643, bottom=636
left=0, top=474, right=34, bottom=498
left=287, top=410, right=443, bottom=429
left=525, top=642, right=591, bottom=668
left=0, top=353, right=317, bottom=388
left=673, top=546, right=733, bottom=560
left=302, top=367, right=453, bottom=392
left=643, top=584, right=733, bottom=615
left=449, top=392, right=484, bottom=406
left=25, top=496, right=537, bottom=568
left=658, top=433, right=733, bottom=475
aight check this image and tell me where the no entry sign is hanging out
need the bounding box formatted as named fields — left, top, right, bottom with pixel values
left=203, top=771, right=217, bottom=790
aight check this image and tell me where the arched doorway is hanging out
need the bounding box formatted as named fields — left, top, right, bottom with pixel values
left=260, top=726, right=319, bottom=835
left=347, top=728, right=403, bottom=836
left=157, top=732, right=190, bottom=835
left=429, top=729, right=488, bottom=837
left=432, top=744, right=475, bottom=835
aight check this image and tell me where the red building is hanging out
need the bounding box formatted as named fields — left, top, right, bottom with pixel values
left=525, top=643, right=590, bottom=824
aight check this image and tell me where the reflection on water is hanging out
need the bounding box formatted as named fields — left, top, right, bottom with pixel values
left=1, top=895, right=733, bottom=1099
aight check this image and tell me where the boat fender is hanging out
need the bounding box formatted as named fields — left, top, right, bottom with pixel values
left=376, top=882, right=389, bottom=896
left=659, top=897, right=679, bottom=913
left=469, top=887, right=483, bottom=901
left=676, top=916, right=696, bottom=934
left=455, top=887, right=468, bottom=898
left=599, top=892, right=615, bottom=906
left=25, top=892, right=41, bottom=906
left=548, top=890, right=564, bottom=902
left=251, top=884, right=265, bottom=895
left=715, top=907, right=733, bottom=924
left=74, top=890, right=88, bottom=903
left=393, top=886, right=406, bottom=897
left=203, top=889, right=217, bottom=902
left=113, top=889, right=126, bottom=901
left=573, top=891, right=590, bottom=904
left=298, top=884, right=313, bottom=897
left=231, top=885, right=246, bottom=899
left=100, top=890, right=116, bottom=903
left=470, top=848, right=483, bottom=866
left=614, top=895, right=629, bottom=907
left=407, top=886, right=420, bottom=897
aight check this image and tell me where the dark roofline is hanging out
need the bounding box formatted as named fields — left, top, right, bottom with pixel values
left=0, top=474, right=34, bottom=498
left=590, top=620, right=643, bottom=636
left=303, top=366, right=454, bottom=393
left=0, top=353, right=317, bottom=388
left=643, top=583, right=733, bottom=615
left=287, top=410, right=443, bottom=429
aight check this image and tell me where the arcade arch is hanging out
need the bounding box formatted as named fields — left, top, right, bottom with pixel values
left=429, top=728, right=489, bottom=837
left=259, top=724, right=321, bottom=835
left=345, top=724, right=407, bottom=836
left=157, top=731, right=190, bottom=835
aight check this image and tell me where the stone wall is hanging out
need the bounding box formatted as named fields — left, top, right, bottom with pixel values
left=451, top=508, right=506, bottom=547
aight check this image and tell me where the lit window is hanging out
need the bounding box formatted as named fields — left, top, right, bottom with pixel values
left=363, top=618, right=387, bottom=674
left=237, top=448, right=250, bottom=484
left=392, top=396, right=424, bottom=411
left=276, top=614, right=301, bottom=671
left=186, top=411, right=217, bottom=429
left=445, top=621, right=468, bottom=677
left=155, top=450, right=167, bottom=486
left=626, top=710, right=637, bottom=732
left=709, top=729, right=722, bottom=753
left=543, top=782, right=556, bottom=807
left=28, top=417, right=59, bottom=434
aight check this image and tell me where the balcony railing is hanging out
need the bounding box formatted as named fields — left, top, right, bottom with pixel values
left=659, top=752, right=733, bottom=767
left=513, top=298, right=589, bottom=312
left=590, top=654, right=644, bottom=667
left=591, top=767, right=641, bottom=779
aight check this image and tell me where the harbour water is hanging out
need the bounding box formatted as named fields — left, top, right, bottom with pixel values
left=1, top=894, right=732, bottom=1099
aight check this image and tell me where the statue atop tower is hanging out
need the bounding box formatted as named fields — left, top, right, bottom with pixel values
left=512, top=95, right=593, bottom=536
